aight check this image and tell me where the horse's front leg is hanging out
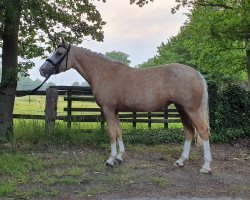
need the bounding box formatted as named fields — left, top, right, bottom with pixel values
left=103, top=107, right=125, bottom=167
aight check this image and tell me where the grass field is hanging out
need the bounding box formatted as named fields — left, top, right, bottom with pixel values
left=14, top=95, right=96, bottom=115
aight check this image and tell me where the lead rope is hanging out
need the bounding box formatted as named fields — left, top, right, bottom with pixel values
left=0, top=76, right=50, bottom=97
left=16, top=76, right=51, bottom=97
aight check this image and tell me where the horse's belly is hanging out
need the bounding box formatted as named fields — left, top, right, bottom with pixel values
left=117, top=93, right=168, bottom=112
left=117, top=104, right=165, bottom=112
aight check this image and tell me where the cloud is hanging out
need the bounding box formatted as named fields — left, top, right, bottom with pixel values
left=95, top=0, right=186, bottom=39
left=83, top=0, right=187, bottom=65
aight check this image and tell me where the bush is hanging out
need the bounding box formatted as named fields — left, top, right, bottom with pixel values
left=208, top=82, right=250, bottom=141
left=123, top=128, right=183, bottom=145
left=207, top=81, right=219, bottom=130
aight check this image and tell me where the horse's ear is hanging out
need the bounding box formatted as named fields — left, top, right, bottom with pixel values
left=61, top=37, right=65, bottom=44
left=57, top=37, right=68, bottom=46
left=56, top=37, right=63, bottom=45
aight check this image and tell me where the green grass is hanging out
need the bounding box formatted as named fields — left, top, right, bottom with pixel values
left=0, top=153, right=43, bottom=176
left=68, top=166, right=84, bottom=176
left=0, top=153, right=44, bottom=198
left=0, top=142, right=178, bottom=199
left=149, top=176, right=170, bottom=187
left=12, top=120, right=184, bottom=147
left=14, top=95, right=98, bottom=115
left=0, top=182, right=16, bottom=197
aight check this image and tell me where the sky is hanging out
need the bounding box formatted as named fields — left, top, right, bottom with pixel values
left=28, top=0, right=188, bottom=85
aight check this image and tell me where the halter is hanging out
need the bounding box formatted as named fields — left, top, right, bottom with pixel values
left=46, top=44, right=71, bottom=74
left=1, top=44, right=71, bottom=97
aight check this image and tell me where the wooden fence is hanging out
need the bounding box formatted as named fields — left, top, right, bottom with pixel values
left=14, top=86, right=181, bottom=128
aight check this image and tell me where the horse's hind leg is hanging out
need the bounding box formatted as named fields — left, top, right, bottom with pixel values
left=174, top=105, right=195, bottom=167
left=102, top=107, right=125, bottom=167
left=114, top=114, right=125, bottom=164
left=187, top=111, right=212, bottom=173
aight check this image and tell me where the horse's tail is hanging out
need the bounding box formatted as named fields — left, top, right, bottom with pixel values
left=198, top=72, right=210, bottom=129
left=196, top=72, right=210, bottom=145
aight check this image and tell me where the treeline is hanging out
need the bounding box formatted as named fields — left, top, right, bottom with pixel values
left=17, top=77, right=90, bottom=90
left=139, top=3, right=249, bottom=86
left=17, top=76, right=55, bottom=90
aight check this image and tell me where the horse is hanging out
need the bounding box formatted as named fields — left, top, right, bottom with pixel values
left=40, top=38, right=212, bottom=173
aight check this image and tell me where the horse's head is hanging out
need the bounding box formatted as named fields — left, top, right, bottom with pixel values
left=40, top=38, right=72, bottom=78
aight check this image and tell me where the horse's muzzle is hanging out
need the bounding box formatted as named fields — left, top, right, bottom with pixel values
left=40, top=63, right=58, bottom=77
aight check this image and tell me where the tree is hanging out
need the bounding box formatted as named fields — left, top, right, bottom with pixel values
left=172, top=0, right=250, bottom=88
left=72, top=81, right=80, bottom=86
left=81, top=81, right=89, bottom=87
left=129, top=0, right=154, bottom=7
left=0, top=0, right=106, bottom=137
left=182, top=6, right=247, bottom=81
left=105, top=51, right=131, bottom=65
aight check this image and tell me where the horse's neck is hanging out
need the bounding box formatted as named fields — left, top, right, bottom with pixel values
left=72, top=46, right=113, bottom=86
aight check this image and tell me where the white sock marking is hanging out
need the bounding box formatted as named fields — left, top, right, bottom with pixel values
left=201, top=140, right=212, bottom=172
left=174, top=140, right=191, bottom=167
left=182, top=140, right=191, bottom=161
left=106, top=142, right=117, bottom=165
left=116, top=139, right=125, bottom=161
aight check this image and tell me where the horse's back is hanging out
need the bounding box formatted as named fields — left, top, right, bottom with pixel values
left=133, top=63, right=202, bottom=94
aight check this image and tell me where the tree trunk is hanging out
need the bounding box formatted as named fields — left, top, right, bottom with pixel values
left=0, top=0, right=21, bottom=138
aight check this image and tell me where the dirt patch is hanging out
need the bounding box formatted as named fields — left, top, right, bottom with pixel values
left=101, top=143, right=250, bottom=200
left=0, top=143, right=249, bottom=200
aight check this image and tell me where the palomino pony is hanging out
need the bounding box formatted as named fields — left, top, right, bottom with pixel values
left=40, top=39, right=212, bottom=173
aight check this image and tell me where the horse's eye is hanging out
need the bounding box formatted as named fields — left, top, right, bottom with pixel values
left=56, top=51, right=62, bottom=56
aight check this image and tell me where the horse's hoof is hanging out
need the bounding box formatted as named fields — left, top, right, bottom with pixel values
left=114, top=158, right=123, bottom=165
left=105, top=162, right=114, bottom=168
left=200, top=167, right=211, bottom=174
left=173, top=160, right=184, bottom=167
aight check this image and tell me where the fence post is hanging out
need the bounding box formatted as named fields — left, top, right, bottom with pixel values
left=132, top=112, right=137, bottom=128
left=164, top=106, right=168, bottom=129
left=45, top=88, right=58, bottom=133
left=100, top=110, right=105, bottom=129
left=67, top=90, right=72, bottom=129
left=148, top=112, right=152, bottom=128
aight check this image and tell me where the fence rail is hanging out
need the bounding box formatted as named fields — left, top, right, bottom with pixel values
left=14, top=86, right=181, bottom=128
